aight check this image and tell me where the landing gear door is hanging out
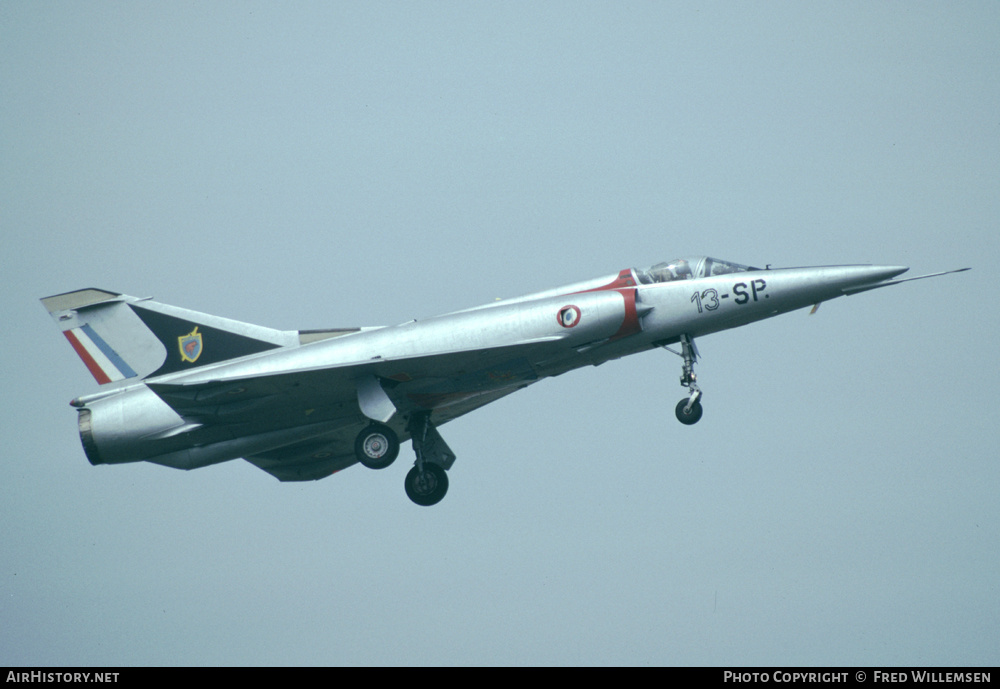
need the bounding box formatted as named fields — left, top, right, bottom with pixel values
left=420, top=425, right=456, bottom=470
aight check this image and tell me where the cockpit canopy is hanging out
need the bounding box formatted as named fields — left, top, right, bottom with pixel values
left=634, top=256, right=759, bottom=284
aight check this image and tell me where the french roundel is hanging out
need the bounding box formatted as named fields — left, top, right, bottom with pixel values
left=558, top=305, right=581, bottom=328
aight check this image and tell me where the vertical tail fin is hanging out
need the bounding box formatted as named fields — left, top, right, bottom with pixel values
left=41, top=288, right=297, bottom=385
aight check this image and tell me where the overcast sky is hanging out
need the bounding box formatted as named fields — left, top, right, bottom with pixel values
left=2, top=2, right=997, bottom=666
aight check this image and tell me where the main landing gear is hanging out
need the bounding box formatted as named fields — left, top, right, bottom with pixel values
left=404, top=413, right=453, bottom=506
left=355, top=423, right=400, bottom=469
left=664, top=334, right=703, bottom=425
left=353, top=413, right=455, bottom=506
left=405, top=462, right=448, bottom=507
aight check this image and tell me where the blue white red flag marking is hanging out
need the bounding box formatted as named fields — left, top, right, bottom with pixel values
left=63, top=324, right=137, bottom=384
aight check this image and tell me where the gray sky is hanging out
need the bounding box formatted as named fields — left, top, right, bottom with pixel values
left=2, top=2, right=997, bottom=666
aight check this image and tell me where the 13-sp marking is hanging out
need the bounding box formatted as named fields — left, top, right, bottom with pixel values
left=691, top=279, right=768, bottom=313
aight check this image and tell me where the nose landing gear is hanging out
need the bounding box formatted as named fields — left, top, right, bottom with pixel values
left=675, top=396, right=703, bottom=425
left=664, top=334, right=703, bottom=425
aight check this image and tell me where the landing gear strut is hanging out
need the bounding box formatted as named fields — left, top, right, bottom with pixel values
left=404, top=413, right=454, bottom=506
left=664, top=334, right=703, bottom=425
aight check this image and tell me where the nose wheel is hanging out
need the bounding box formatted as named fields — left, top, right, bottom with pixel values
left=675, top=397, right=703, bottom=425
left=664, top=334, right=704, bottom=425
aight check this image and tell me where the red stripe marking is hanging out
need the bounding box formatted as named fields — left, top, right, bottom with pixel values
left=574, top=269, right=637, bottom=292
left=568, top=270, right=642, bottom=341
left=64, top=330, right=112, bottom=384
left=610, top=288, right=641, bottom=340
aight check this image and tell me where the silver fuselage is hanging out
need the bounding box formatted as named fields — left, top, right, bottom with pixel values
left=73, top=264, right=907, bottom=471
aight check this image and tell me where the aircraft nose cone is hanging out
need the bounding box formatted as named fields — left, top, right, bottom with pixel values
left=830, top=265, right=909, bottom=294
left=817, top=265, right=910, bottom=295
left=869, top=265, right=909, bottom=282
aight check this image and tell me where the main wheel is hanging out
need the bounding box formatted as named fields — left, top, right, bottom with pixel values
left=675, top=398, right=703, bottom=425
left=404, top=463, right=449, bottom=506
left=354, top=424, right=399, bottom=469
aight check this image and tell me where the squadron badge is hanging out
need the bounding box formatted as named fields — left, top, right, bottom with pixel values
left=178, top=326, right=203, bottom=363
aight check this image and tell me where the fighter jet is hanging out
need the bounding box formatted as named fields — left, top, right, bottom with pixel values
left=42, top=258, right=968, bottom=506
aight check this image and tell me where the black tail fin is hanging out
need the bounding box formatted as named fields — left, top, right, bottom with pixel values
left=41, top=289, right=297, bottom=385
